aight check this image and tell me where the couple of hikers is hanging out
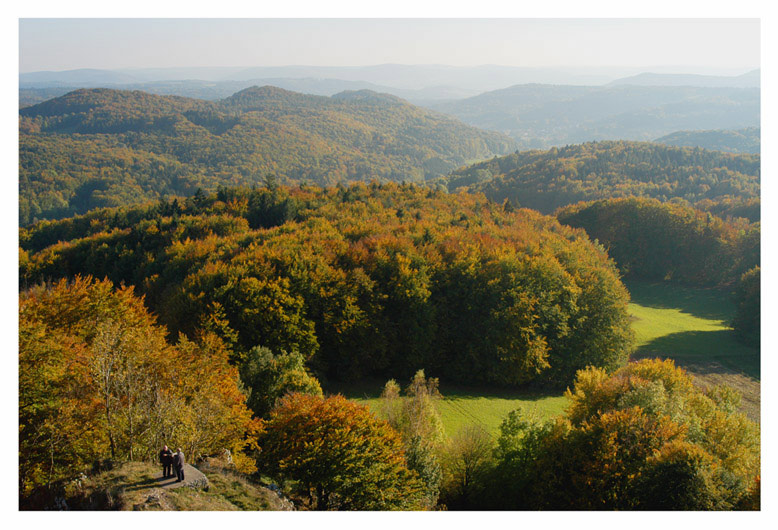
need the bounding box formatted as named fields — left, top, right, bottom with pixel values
left=159, top=445, right=186, bottom=482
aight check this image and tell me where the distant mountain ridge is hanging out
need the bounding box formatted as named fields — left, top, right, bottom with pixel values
left=19, top=64, right=642, bottom=91
left=19, top=68, right=140, bottom=86
left=19, top=77, right=483, bottom=108
left=19, top=86, right=517, bottom=224
left=20, top=65, right=759, bottom=110
left=433, top=84, right=760, bottom=150
left=609, top=69, right=760, bottom=88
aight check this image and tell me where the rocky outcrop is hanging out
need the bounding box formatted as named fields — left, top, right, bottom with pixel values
left=155, top=463, right=210, bottom=491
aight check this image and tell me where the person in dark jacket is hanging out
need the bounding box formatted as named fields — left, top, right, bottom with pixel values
left=174, top=448, right=186, bottom=482
left=159, top=445, right=173, bottom=478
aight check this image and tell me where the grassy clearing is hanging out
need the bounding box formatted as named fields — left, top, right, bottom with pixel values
left=333, top=279, right=760, bottom=433
left=626, top=279, right=760, bottom=421
left=331, top=379, right=567, bottom=437
left=435, top=389, right=567, bottom=436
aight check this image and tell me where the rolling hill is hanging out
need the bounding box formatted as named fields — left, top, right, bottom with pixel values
left=19, top=78, right=483, bottom=109
left=432, top=84, right=760, bottom=150
left=19, top=64, right=639, bottom=92
left=444, top=140, right=760, bottom=214
left=655, top=127, right=760, bottom=154
left=608, top=69, right=759, bottom=88
left=19, top=86, right=516, bottom=224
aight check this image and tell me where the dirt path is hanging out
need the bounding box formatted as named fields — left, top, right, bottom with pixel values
left=682, top=361, right=761, bottom=422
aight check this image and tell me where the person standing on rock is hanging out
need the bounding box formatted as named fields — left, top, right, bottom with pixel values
left=159, top=445, right=173, bottom=478
left=174, top=448, right=186, bottom=482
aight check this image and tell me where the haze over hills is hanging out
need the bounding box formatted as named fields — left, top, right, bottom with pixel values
left=18, top=86, right=516, bottom=224
left=220, top=64, right=632, bottom=90
left=654, top=127, right=760, bottom=154
left=433, top=84, right=760, bottom=150
left=19, top=77, right=482, bottom=109
left=18, top=64, right=640, bottom=108
left=21, top=70, right=762, bottom=158
left=20, top=64, right=647, bottom=91
left=608, top=69, right=760, bottom=88
left=19, top=67, right=141, bottom=86
left=19, top=66, right=246, bottom=86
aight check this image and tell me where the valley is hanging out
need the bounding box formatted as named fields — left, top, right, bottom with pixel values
left=17, top=18, right=762, bottom=511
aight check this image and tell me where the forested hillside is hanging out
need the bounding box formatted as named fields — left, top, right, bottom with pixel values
left=556, top=197, right=759, bottom=286
left=18, top=92, right=762, bottom=514
left=445, top=141, right=760, bottom=214
left=20, top=183, right=634, bottom=388
left=18, top=17, right=763, bottom=512
left=432, top=84, right=759, bottom=149
left=655, top=127, right=760, bottom=154
left=19, top=87, right=516, bottom=225
left=19, top=78, right=482, bottom=109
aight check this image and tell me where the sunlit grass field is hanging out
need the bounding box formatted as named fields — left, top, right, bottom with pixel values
left=334, top=379, right=568, bottom=437
left=626, top=280, right=759, bottom=379
left=332, top=279, right=760, bottom=434
left=626, top=280, right=760, bottom=421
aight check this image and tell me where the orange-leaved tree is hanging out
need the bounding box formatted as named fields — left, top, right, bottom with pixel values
left=257, top=393, right=425, bottom=510
left=523, top=359, right=760, bottom=510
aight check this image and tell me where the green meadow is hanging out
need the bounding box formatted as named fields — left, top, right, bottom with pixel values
left=626, top=280, right=760, bottom=421
left=337, top=380, right=568, bottom=437
left=627, top=280, right=760, bottom=380
left=334, top=279, right=760, bottom=435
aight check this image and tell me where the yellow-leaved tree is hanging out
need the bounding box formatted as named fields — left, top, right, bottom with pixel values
left=19, top=276, right=259, bottom=495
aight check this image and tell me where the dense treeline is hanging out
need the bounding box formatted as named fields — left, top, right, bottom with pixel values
left=19, top=277, right=259, bottom=496
left=256, top=360, right=760, bottom=510
left=445, top=141, right=760, bottom=215
left=477, top=359, right=760, bottom=510
left=22, top=298, right=760, bottom=511
left=19, top=87, right=516, bottom=225
left=732, top=267, right=760, bottom=347
left=556, top=197, right=759, bottom=286
left=694, top=196, right=760, bottom=224
left=655, top=127, right=760, bottom=154
left=21, top=183, right=634, bottom=388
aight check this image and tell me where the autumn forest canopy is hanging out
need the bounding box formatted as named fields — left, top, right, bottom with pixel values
left=445, top=140, right=760, bottom=216
left=21, top=183, right=636, bottom=387
left=18, top=79, right=760, bottom=511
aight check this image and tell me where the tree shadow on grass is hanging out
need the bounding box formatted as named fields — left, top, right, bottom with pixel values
left=625, top=280, right=734, bottom=321
left=633, top=329, right=760, bottom=380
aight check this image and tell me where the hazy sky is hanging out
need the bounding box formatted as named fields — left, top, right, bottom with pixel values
left=19, top=18, right=760, bottom=73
